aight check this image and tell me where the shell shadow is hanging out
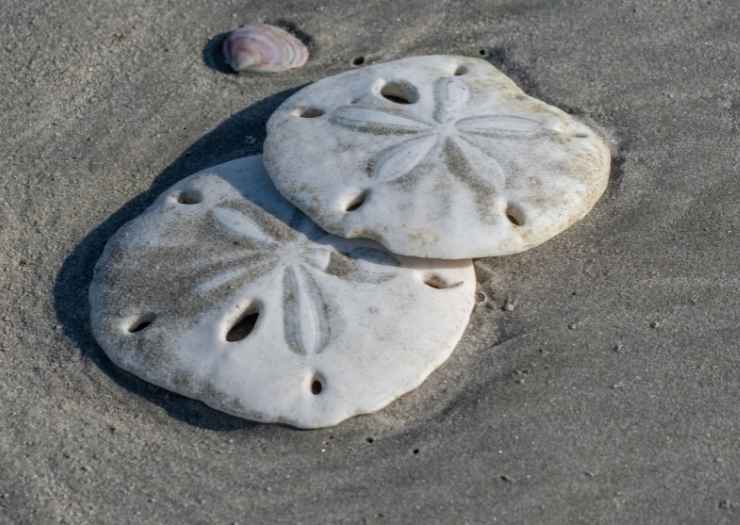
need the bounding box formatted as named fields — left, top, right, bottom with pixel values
left=272, top=19, right=315, bottom=51
left=53, top=87, right=306, bottom=431
left=202, top=31, right=234, bottom=75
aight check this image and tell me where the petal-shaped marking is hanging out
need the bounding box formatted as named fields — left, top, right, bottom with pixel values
left=211, top=207, right=284, bottom=249
left=456, top=114, right=543, bottom=138
left=443, top=137, right=501, bottom=224
left=433, top=77, right=471, bottom=124
left=195, top=267, right=249, bottom=295
left=455, top=135, right=508, bottom=191
left=369, top=133, right=437, bottom=182
left=192, top=255, right=276, bottom=295
left=282, top=265, right=332, bottom=355
left=186, top=249, right=267, bottom=272
left=330, top=106, right=431, bottom=136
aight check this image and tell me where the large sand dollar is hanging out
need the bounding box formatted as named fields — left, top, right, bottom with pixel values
left=89, top=156, right=475, bottom=428
left=264, top=55, right=611, bottom=258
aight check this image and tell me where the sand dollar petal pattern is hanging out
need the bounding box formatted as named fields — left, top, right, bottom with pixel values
left=264, top=55, right=611, bottom=258
left=89, top=156, right=475, bottom=428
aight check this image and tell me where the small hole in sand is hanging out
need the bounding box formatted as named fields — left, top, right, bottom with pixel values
left=292, top=107, right=324, bottom=118
left=424, top=274, right=462, bottom=289
left=226, top=304, right=259, bottom=342
left=311, top=378, right=323, bottom=395
left=479, top=48, right=489, bottom=57
left=454, top=65, right=469, bottom=76
left=380, top=81, right=419, bottom=104
left=352, top=56, right=365, bottom=66
left=128, top=313, right=155, bottom=333
left=505, top=204, right=525, bottom=226
left=177, top=189, right=202, bottom=205
left=345, top=190, right=368, bottom=212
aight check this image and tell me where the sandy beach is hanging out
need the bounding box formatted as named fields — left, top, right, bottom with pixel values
left=1, top=1, right=739, bottom=523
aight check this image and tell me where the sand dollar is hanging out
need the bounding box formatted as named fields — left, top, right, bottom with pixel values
left=89, top=156, right=475, bottom=428
left=264, top=55, right=611, bottom=258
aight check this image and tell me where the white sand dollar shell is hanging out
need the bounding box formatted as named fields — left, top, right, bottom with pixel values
left=264, top=55, right=611, bottom=259
left=89, top=156, right=475, bottom=428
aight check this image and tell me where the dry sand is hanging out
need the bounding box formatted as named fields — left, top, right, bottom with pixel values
left=1, top=1, right=739, bottom=523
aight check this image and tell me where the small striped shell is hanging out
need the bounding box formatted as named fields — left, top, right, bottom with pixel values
left=223, top=24, right=309, bottom=73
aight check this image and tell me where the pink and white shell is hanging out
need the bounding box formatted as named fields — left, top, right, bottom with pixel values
left=223, top=24, right=309, bottom=73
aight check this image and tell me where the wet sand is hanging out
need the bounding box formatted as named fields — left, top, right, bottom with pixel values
left=1, top=1, right=739, bottom=523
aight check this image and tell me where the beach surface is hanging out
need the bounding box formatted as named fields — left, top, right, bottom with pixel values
left=1, top=1, right=739, bottom=523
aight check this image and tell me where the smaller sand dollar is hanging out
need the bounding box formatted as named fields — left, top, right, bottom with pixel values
left=89, top=156, right=475, bottom=428
left=264, top=55, right=611, bottom=259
